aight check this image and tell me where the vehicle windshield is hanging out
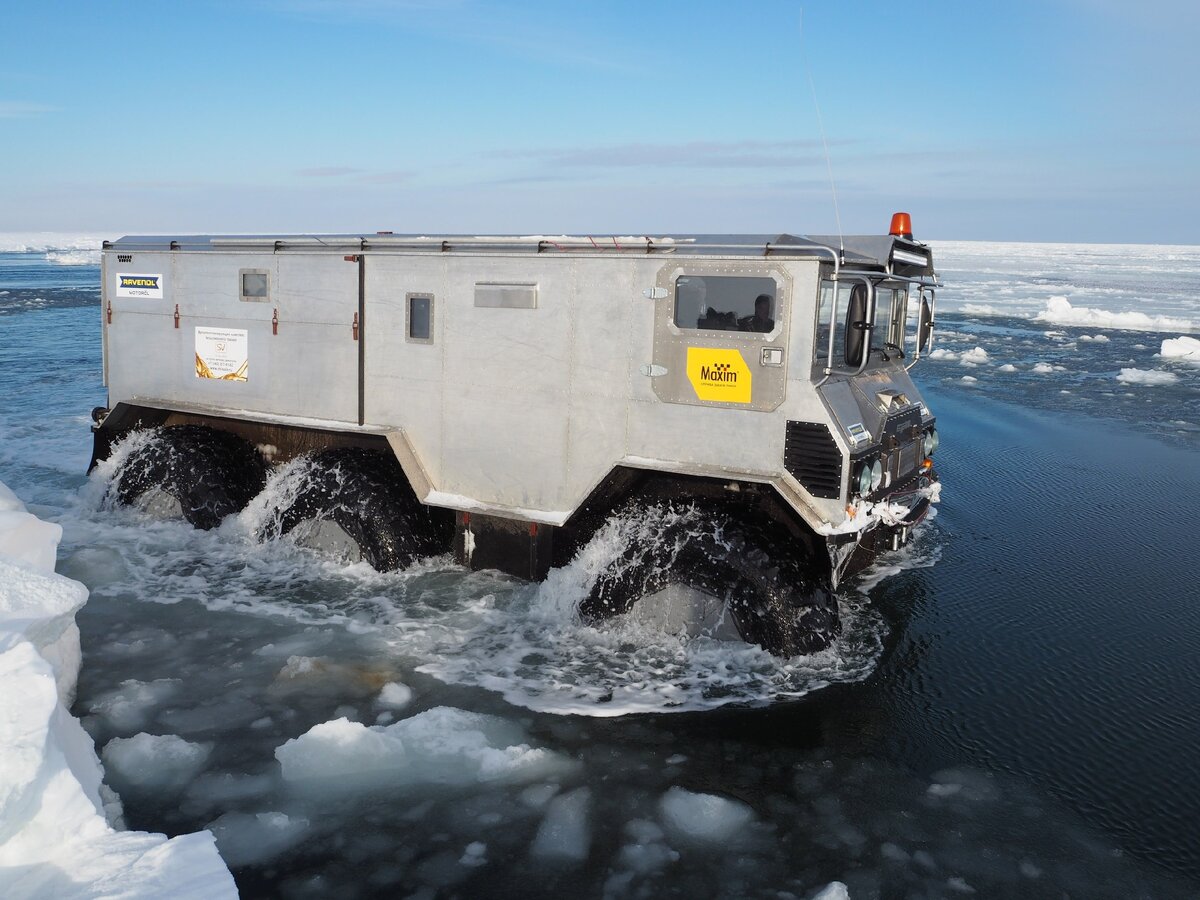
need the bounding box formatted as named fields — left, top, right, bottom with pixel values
left=815, top=280, right=909, bottom=370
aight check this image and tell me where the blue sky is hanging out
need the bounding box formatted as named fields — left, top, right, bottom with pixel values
left=2, top=0, right=1197, bottom=242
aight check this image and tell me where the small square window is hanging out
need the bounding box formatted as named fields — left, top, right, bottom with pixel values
left=407, top=293, right=433, bottom=342
left=240, top=270, right=269, bottom=302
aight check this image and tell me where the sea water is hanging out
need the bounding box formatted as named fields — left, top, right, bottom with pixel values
left=1, top=236, right=1198, bottom=897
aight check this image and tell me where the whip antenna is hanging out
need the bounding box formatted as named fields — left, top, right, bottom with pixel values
left=799, top=9, right=844, bottom=256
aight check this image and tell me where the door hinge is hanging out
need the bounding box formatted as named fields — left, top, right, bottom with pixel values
left=639, top=364, right=668, bottom=377
left=642, top=287, right=668, bottom=300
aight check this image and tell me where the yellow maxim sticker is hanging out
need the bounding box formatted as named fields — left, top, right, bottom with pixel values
left=686, top=347, right=752, bottom=404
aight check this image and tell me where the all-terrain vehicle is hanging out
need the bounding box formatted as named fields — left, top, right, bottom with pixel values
left=92, top=214, right=941, bottom=656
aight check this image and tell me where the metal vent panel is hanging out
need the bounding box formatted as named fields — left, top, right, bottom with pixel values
left=785, top=421, right=843, bottom=499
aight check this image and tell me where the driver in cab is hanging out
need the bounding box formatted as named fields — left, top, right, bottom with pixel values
left=740, top=294, right=775, bottom=333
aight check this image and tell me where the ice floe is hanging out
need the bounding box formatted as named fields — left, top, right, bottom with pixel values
left=529, top=787, right=592, bottom=863
left=206, top=811, right=310, bottom=868
left=1035, top=296, right=1194, bottom=333
left=376, top=680, right=414, bottom=709
left=1116, top=368, right=1180, bottom=385
left=1161, top=335, right=1200, bottom=363
left=102, top=733, right=212, bottom=794
left=0, top=232, right=105, bottom=253
left=657, top=786, right=756, bottom=844
left=275, top=706, right=578, bottom=792
left=0, top=480, right=236, bottom=899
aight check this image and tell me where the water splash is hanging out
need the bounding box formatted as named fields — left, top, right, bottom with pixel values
left=73, top=437, right=940, bottom=716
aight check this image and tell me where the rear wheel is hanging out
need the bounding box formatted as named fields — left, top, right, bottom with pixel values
left=111, top=425, right=267, bottom=530
left=258, top=447, right=451, bottom=571
left=580, top=499, right=839, bottom=656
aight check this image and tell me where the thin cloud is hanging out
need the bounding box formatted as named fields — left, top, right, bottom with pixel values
left=355, top=170, right=413, bottom=185
left=0, top=101, right=54, bottom=118
left=508, top=140, right=849, bottom=171
left=297, top=167, right=362, bottom=177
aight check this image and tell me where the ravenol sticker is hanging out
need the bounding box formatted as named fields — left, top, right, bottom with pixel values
left=195, top=327, right=249, bottom=382
left=115, top=273, right=163, bottom=299
left=686, top=347, right=752, bottom=404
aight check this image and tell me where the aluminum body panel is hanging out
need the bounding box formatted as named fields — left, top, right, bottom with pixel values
left=105, top=251, right=359, bottom=423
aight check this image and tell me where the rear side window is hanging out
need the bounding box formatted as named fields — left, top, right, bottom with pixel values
left=407, top=293, right=433, bottom=342
left=240, top=269, right=269, bottom=302
left=673, top=274, right=777, bottom=333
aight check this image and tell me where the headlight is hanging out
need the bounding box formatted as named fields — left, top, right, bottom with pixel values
left=923, top=427, right=939, bottom=456
left=870, top=459, right=883, bottom=492
left=856, top=462, right=873, bottom=496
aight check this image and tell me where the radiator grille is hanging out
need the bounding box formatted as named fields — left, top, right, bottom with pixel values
left=784, top=421, right=843, bottom=499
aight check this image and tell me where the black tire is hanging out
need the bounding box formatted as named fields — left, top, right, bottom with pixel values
left=111, top=425, right=267, bottom=530
left=579, top=499, right=839, bottom=656
left=258, top=447, right=450, bottom=571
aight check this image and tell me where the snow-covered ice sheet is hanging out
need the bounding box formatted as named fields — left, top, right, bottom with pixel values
left=0, top=480, right=236, bottom=899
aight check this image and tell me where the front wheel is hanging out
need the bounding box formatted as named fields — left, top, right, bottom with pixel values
left=579, top=500, right=839, bottom=656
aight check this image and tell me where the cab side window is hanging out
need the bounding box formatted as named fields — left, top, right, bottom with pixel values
left=673, top=275, right=778, bottom=333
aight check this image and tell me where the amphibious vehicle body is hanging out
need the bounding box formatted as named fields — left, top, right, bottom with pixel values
left=93, top=216, right=941, bottom=656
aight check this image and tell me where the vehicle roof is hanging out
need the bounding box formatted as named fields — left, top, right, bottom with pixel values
left=105, top=232, right=934, bottom=274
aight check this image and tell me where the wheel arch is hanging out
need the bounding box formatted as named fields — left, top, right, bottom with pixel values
left=552, top=465, right=830, bottom=578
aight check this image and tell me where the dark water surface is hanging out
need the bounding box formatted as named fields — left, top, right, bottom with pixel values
left=2, top=250, right=1199, bottom=898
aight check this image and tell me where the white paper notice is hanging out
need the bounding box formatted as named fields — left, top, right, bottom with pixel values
left=195, top=327, right=249, bottom=381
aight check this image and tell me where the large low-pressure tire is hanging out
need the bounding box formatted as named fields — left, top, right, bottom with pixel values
left=110, top=425, right=267, bottom=530
left=258, top=447, right=450, bottom=571
left=579, top=499, right=839, bottom=656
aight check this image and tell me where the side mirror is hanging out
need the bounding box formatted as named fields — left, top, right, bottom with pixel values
left=917, top=296, right=934, bottom=351
left=844, top=285, right=869, bottom=367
